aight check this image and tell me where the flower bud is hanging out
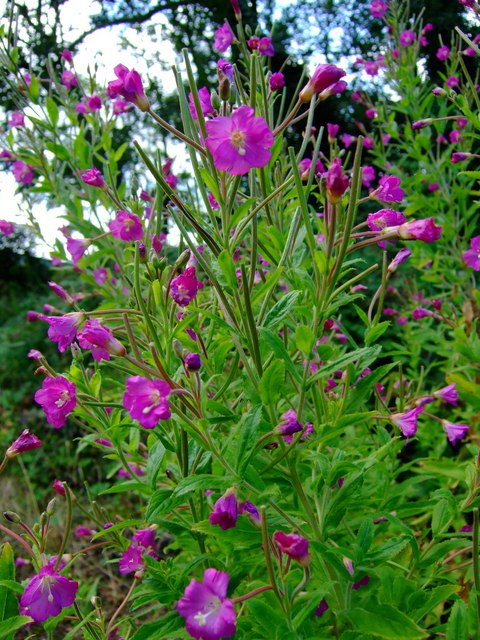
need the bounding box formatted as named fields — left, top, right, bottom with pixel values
left=3, top=511, right=21, bottom=523
left=185, top=352, right=202, bottom=371
left=46, top=498, right=56, bottom=515
left=211, top=90, right=221, bottom=110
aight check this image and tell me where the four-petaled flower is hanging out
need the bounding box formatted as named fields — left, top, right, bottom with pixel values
left=6, top=429, right=42, bottom=458
left=109, top=211, right=143, bottom=242
left=45, top=313, right=84, bottom=352
left=189, top=87, right=215, bottom=119
left=372, top=175, right=405, bottom=203
left=214, top=23, right=234, bottom=53
left=463, top=235, right=480, bottom=270
left=205, top=105, right=274, bottom=175
left=442, top=420, right=469, bottom=445
left=123, top=376, right=171, bottom=428
left=34, top=376, right=77, bottom=429
left=170, top=266, right=203, bottom=306
left=389, top=407, right=423, bottom=438
left=177, top=568, right=236, bottom=640
left=81, top=167, right=106, bottom=189
left=77, top=318, right=126, bottom=361
left=20, top=565, right=78, bottom=622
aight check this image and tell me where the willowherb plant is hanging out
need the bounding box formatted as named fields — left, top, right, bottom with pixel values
left=0, top=1, right=479, bottom=638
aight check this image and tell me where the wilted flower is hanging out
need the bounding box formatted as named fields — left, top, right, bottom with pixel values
left=6, top=430, right=42, bottom=458
left=20, top=565, right=78, bottom=622
left=123, top=376, right=171, bottom=428
left=77, top=318, right=126, bottom=361
left=299, top=64, right=346, bottom=103
left=273, top=531, right=310, bottom=566
left=205, top=105, right=274, bottom=175
left=177, top=569, right=236, bottom=640
left=34, top=376, right=77, bottom=429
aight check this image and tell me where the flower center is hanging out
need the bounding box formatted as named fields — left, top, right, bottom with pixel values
left=230, top=130, right=246, bottom=155
left=55, top=390, right=70, bottom=408
left=124, top=218, right=135, bottom=229
left=142, top=390, right=161, bottom=414
left=193, top=597, right=222, bottom=626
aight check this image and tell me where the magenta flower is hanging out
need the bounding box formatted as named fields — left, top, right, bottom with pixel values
left=327, top=123, right=339, bottom=141
left=372, top=175, right=404, bottom=203
left=53, top=479, right=66, bottom=496
left=9, top=111, right=25, bottom=127
left=20, top=565, right=78, bottom=622
left=76, top=101, right=89, bottom=114
left=112, top=99, right=134, bottom=115
left=269, top=72, right=285, bottom=90
left=367, top=209, right=406, bottom=233
left=132, top=526, right=157, bottom=550
left=77, top=318, right=126, bottom=361
left=87, top=95, right=102, bottom=111
left=398, top=218, right=442, bottom=242
left=123, top=376, right=171, bottom=428
left=205, top=105, right=274, bottom=175
left=74, top=526, right=94, bottom=537
left=0, top=149, right=14, bottom=162
left=239, top=501, right=261, bottom=527
left=258, top=37, right=274, bottom=56
left=387, top=248, right=411, bottom=273
left=299, top=64, right=346, bottom=103
left=446, top=76, right=460, bottom=88
left=362, top=165, right=376, bottom=187
left=45, top=313, right=84, bottom=352
left=436, top=45, right=450, bottom=60
left=390, top=407, right=423, bottom=437
left=433, top=383, right=458, bottom=406
left=326, top=158, right=349, bottom=203
left=118, top=462, right=145, bottom=478
left=370, top=0, right=388, bottom=17
left=12, top=160, right=34, bottom=184
left=66, top=236, right=90, bottom=264
left=188, top=87, right=215, bottom=119
left=48, top=281, right=73, bottom=303
left=107, top=65, right=150, bottom=111
left=185, top=353, right=202, bottom=371
left=209, top=490, right=238, bottom=530
left=412, top=307, right=432, bottom=319
left=450, top=130, right=462, bottom=143
left=218, top=59, right=234, bottom=82
left=399, top=29, right=416, bottom=46
left=273, top=531, right=310, bottom=566
left=109, top=211, right=143, bottom=242
left=248, top=37, right=259, bottom=50
left=275, top=409, right=303, bottom=437
left=463, top=235, right=480, bottom=270
left=93, top=267, right=108, bottom=284
left=177, top=569, right=236, bottom=640
left=60, top=49, right=73, bottom=63
left=342, top=133, right=354, bottom=148
left=81, top=167, right=106, bottom=189
left=35, top=376, right=76, bottom=429
left=208, top=192, right=220, bottom=211
left=170, top=266, right=203, bottom=306
left=0, top=220, right=14, bottom=236
left=61, top=70, right=77, bottom=89
left=119, top=543, right=146, bottom=575
left=443, top=420, right=469, bottom=445
left=214, top=23, right=234, bottom=53
left=314, top=598, right=329, bottom=617
left=6, top=429, right=42, bottom=458
left=363, top=136, right=374, bottom=149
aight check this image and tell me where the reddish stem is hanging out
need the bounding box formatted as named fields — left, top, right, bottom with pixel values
left=232, top=585, right=273, bottom=604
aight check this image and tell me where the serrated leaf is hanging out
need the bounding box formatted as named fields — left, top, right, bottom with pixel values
left=131, top=612, right=184, bottom=639
left=259, top=360, right=284, bottom=404
left=431, top=500, right=450, bottom=538
left=309, top=346, right=381, bottom=383
left=446, top=600, right=468, bottom=640
left=365, top=321, right=390, bottom=345
left=45, top=96, right=59, bottom=127
left=295, top=325, right=315, bottom=354
left=262, top=290, right=301, bottom=329
left=258, top=328, right=301, bottom=382
left=217, top=250, right=237, bottom=290
left=236, top=405, right=263, bottom=475
left=366, top=537, right=409, bottom=564
left=347, top=604, right=427, bottom=639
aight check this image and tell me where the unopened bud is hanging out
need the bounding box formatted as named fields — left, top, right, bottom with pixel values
left=228, top=87, right=237, bottom=106
left=175, top=249, right=190, bottom=268
left=166, top=469, right=176, bottom=481
left=218, top=74, right=231, bottom=101
left=40, top=512, right=48, bottom=526
left=3, top=511, right=21, bottom=523
left=91, top=595, right=102, bottom=608
left=173, top=339, right=184, bottom=358
left=185, top=352, right=202, bottom=371
left=211, top=90, right=221, bottom=110
left=46, top=498, right=56, bottom=515
left=138, top=242, right=147, bottom=263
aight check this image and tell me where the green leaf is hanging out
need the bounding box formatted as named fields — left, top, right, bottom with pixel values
left=217, top=250, right=237, bottom=289
left=446, top=600, right=468, bottom=640
left=258, top=328, right=301, bottom=382
left=366, top=537, right=409, bottom=564
left=131, top=612, right=185, bottom=639
left=0, top=617, right=32, bottom=639
left=146, top=440, right=166, bottom=488
left=347, top=604, right=427, bottom=639
left=431, top=500, right=451, bottom=538
left=0, top=544, right=18, bottom=625
left=259, top=360, right=285, bottom=404
left=173, top=474, right=231, bottom=497
left=309, top=346, right=381, bottom=383
left=411, top=584, right=459, bottom=621
left=45, top=142, right=70, bottom=161
left=365, top=321, right=391, bottom=345
left=262, top=290, right=301, bottom=329
left=45, top=96, right=59, bottom=127
left=295, top=325, right=315, bottom=354
left=114, top=142, right=129, bottom=161
left=236, top=404, right=263, bottom=475
left=357, top=519, right=374, bottom=554
left=199, top=168, right=222, bottom=204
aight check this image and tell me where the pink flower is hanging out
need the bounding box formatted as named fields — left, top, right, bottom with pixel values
left=450, top=130, right=462, bottom=143
left=399, top=30, right=416, bottom=46
left=151, top=232, right=165, bottom=255
left=123, top=376, right=171, bottom=428
left=53, top=479, right=66, bottom=496
left=387, top=248, right=411, bottom=273
left=370, top=0, right=388, bottom=17
left=362, top=165, right=376, bottom=187
left=93, top=267, right=108, bottom=284
left=66, top=236, right=90, bottom=264
left=132, top=526, right=157, bottom=549
left=189, top=87, right=214, bottom=119
left=112, top=99, right=134, bottom=115
left=60, top=49, right=73, bottom=63
left=364, top=61, right=379, bottom=76
left=0, top=220, right=14, bottom=236
left=275, top=409, right=303, bottom=437
left=12, top=160, right=34, bottom=184
left=20, top=565, right=78, bottom=622
left=77, top=318, right=126, bottom=361
left=433, top=383, right=458, bottom=406
left=9, top=111, right=25, bottom=127
left=390, top=407, right=423, bottom=437
left=75, top=101, right=89, bottom=114
left=109, top=211, right=143, bottom=242
left=87, top=95, right=102, bottom=111
left=342, top=133, right=354, bottom=148
left=299, top=64, right=346, bottom=103
left=214, top=23, right=234, bottom=53
left=463, top=235, right=480, bottom=270
left=81, top=167, right=106, bottom=188
left=6, top=429, right=42, bottom=458
left=209, top=490, right=238, bottom=530
left=273, top=531, right=310, bottom=566
left=446, top=76, right=460, bottom=88
left=398, top=218, right=442, bottom=242
left=34, top=376, right=77, bottom=429
left=326, top=158, right=349, bottom=203
left=0, top=149, right=14, bottom=162
left=165, top=173, right=178, bottom=189
left=443, top=420, right=469, bottom=445
left=45, top=313, right=84, bottom=352
left=107, top=65, right=150, bottom=111
left=412, top=307, right=432, bottom=319
left=427, top=182, right=439, bottom=192
left=367, top=209, right=406, bottom=237
left=119, top=544, right=146, bottom=575
left=170, top=266, right=202, bottom=306
left=61, top=70, right=77, bottom=89
left=372, top=175, right=404, bottom=202
left=208, top=192, right=220, bottom=210
left=365, top=108, right=377, bottom=119
left=178, top=569, right=236, bottom=640
left=452, top=152, right=472, bottom=163
left=269, top=72, right=285, bottom=90
left=363, top=136, right=374, bottom=149
left=258, top=37, right=274, bottom=56
left=436, top=45, right=450, bottom=61
left=218, top=58, right=234, bottom=82
left=248, top=37, right=259, bottom=50
left=74, top=526, right=94, bottom=537
left=420, top=36, right=428, bottom=46
left=205, top=105, right=274, bottom=175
